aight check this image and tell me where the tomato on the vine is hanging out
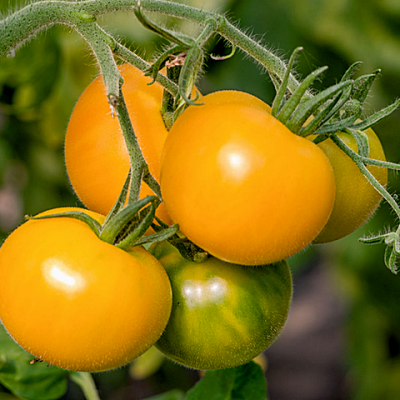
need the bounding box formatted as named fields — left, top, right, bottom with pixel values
left=312, top=128, right=388, bottom=243
left=150, top=241, right=292, bottom=370
left=65, top=64, right=170, bottom=223
left=160, top=93, right=336, bottom=265
left=0, top=208, right=172, bottom=372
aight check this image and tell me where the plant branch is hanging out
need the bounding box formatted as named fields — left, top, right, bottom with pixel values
left=74, top=21, right=160, bottom=203
left=0, top=0, right=303, bottom=94
left=70, top=372, right=101, bottom=400
left=330, top=134, right=400, bottom=220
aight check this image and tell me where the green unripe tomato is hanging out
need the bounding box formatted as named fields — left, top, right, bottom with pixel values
left=149, top=241, right=293, bottom=370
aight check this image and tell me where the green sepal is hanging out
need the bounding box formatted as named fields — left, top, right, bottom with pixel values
left=298, top=86, right=351, bottom=137
left=384, top=246, right=398, bottom=274
left=115, top=199, right=160, bottom=250
left=277, top=66, right=328, bottom=125
left=134, top=223, right=180, bottom=247
left=347, top=129, right=369, bottom=158
left=341, top=61, right=362, bottom=82
left=312, top=133, right=329, bottom=144
left=151, top=220, right=208, bottom=262
left=28, top=211, right=102, bottom=237
left=350, top=70, right=380, bottom=106
left=99, top=196, right=156, bottom=244
left=351, top=98, right=400, bottom=131
left=288, top=79, right=353, bottom=135
left=133, top=2, right=194, bottom=47
left=314, top=110, right=362, bottom=135
left=359, top=231, right=400, bottom=274
left=271, top=46, right=303, bottom=118
left=103, top=169, right=131, bottom=227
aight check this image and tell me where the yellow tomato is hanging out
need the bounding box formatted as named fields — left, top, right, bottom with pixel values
left=160, top=95, right=336, bottom=265
left=0, top=208, right=172, bottom=372
left=65, top=64, right=170, bottom=223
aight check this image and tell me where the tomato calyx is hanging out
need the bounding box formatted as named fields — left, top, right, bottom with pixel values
left=151, top=217, right=209, bottom=263
left=29, top=172, right=179, bottom=251
left=270, top=48, right=400, bottom=142
left=360, top=230, right=400, bottom=274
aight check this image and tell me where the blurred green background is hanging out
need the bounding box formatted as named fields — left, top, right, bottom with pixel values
left=1, top=0, right=400, bottom=399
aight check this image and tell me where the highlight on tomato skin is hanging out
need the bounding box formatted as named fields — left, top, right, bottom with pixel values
left=64, top=64, right=171, bottom=224
left=311, top=128, right=388, bottom=244
left=160, top=94, right=336, bottom=266
left=0, top=208, right=173, bottom=372
left=150, top=240, right=293, bottom=371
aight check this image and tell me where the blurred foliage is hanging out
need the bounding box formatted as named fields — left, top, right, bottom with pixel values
left=1, top=0, right=400, bottom=399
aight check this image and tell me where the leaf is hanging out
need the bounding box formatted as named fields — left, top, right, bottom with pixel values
left=143, top=390, right=185, bottom=400
left=0, top=324, right=68, bottom=400
left=185, top=361, right=267, bottom=400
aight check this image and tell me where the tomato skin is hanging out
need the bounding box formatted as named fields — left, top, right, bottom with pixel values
left=160, top=96, right=336, bottom=265
left=150, top=241, right=292, bottom=370
left=312, top=128, right=388, bottom=243
left=0, top=208, right=172, bottom=372
left=198, top=89, right=271, bottom=113
left=65, top=64, right=170, bottom=223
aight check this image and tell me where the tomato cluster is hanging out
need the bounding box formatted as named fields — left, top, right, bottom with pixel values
left=0, top=63, right=388, bottom=372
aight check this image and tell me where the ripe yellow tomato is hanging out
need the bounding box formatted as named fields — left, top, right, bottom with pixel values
left=0, top=208, right=172, bottom=372
left=65, top=64, right=170, bottom=223
left=312, top=128, right=388, bottom=243
left=198, top=89, right=271, bottom=112
left=160, top=95, right=336, bottom=265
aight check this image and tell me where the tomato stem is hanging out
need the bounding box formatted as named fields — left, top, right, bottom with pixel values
left=70, top=372, right=100, bottom=400
left=330, top=133, right=400, bottom=221
left=0, top=0, right=304, bottom=94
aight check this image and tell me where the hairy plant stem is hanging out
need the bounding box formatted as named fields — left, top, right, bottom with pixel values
left=0, top=0, right=302, bottom=94
left=70, top=372, right=101, bottom=400
left=330, top=134, right=400, bottom=222
left=74, top=21, right=161, bottom=202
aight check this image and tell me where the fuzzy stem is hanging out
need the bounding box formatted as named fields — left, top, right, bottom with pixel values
left=70, top=372, right=101, bottom=400
left=74, top=21, right=160, bottom=203
left=330, top=134, right=400, bottom=220
left=0, top=0, right=303, bottom=94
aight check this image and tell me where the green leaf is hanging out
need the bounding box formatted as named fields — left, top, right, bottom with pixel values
left=0, top=324, right=68, bottom=400
left=185, top=361, right=267, bottom=400
left=143, top=390, right=185, bottom=400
